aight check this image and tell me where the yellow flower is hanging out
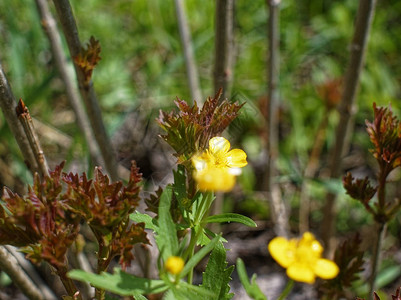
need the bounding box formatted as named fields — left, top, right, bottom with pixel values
left=192, top=137, right=247, bottom=192
left=165, top=256, right=185, bottom=275
left=268, top=232, right=339, bottom=284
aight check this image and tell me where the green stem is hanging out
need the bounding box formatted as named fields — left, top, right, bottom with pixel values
left=56, top=266, right=82, bottom=299
left=367, top=222, right=386, bottom=300
left=185, top=192, right=214, bottom=284
left=277, top=279, right=293, bottom=300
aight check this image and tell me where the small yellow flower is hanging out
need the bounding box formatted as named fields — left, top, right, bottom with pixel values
left=192, top=137, right=247, bottom=192
left=165, top=256, right=185, bottom=275
left=268, top=232, right=339, bottom=284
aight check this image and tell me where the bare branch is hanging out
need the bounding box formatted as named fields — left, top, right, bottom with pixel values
left=16, top=99, right=50, bottom=178
left=213, top=0, right=234, bottom=99
left=5, top=246, right=57, bottom=300
left=51, top=0, right=118, bottom=181
left=34, top=0, right=106, bottom=169
left=174, top=0, right=202, bottom=104
left=0, top=61, right=40, bottom=174
left=263, top=0, right=288, bottom=238
left=0, top=246, right=44, bottom=300
left=322, top=0, right=377, bottom=251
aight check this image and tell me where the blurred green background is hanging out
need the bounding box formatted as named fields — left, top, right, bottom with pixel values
left=1, top=0, right=401, bottom=297
left=1, top=0, right=401, bottom=223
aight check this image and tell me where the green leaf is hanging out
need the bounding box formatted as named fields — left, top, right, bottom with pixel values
left=179, top=235, right=221, bottom=280
left=236, top=258, right=267, bottom=300
left=68, top=269, right=167, bottom=296
left=130, top=212, right=158, bottom=231
left=156, top=187, right=179, bottom=261
left=166, top=281, right=216, bottom=300
left=173, top=165, right=187, bottom=207
left=201, top=241, right=234, bottom=300
left=205, top=213, right=257, bottom=228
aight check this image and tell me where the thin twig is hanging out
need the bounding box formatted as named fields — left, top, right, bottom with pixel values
left=299, top=108, right=330, bottom=233
left=4, top=246, right=57, bottom=300
left=16, top=99, right=50, bottom=178
left=264, top=0, right=288, bottom=238
left=0, top=61, right=40, bottom=174
left=51, top=0, right=118, bottom=181
left=321, top=0, right=377, bottom=251
left=0, top=246, right=44, bottom=300
left=213, top=0, right=234, bottom=99
left=368, top=223, right=386, bottom=300
left=174, top=0, right=202, bottom=104
left=34, top=0, right=105, bottom=169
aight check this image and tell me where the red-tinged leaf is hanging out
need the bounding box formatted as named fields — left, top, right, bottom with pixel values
left=74, top=36, right=101, bottom=85
left=393, top=287, right=401, bottom=300
left=157, top=90, right=243, bottom=162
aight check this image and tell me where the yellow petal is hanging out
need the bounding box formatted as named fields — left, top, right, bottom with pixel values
left=192, top=153, right=209, bottom=172
left=313, top=258, right=339, bottom=280
left=268, top=237, right=295, bottom=268
left=209, top=137, right=230, bottom=155
left=194, top=167, right=236, bottom=192
left=287, top=263, right=316, bottom=284
left=226, top=149, right=248, bottom=168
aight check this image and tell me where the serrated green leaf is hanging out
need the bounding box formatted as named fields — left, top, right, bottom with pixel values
left=236, top=258, right=267, bottom=300
left=130, top=212, right=158, bottom=231
left=68, top=269, right=167, bottom=296
left=205, top=213, right=257, bottom=227
left=169, top=281, right=216, bottom=299
left=179, top=235, right=221, bottom=280
left=132, top=293, right=147, bottom=300
left=156, top=187, right=179, bottom=261
left=202, top=241, right=234, bottom=300
left=173, top=165, right=187, bottom=205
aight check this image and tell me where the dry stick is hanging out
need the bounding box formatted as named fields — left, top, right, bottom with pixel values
left=213, top=0, right=234, bottom=100
left=264, top=0, right=288, bottom=238
left=321, top=0, right=377, bottom=252
left=0, top=247, right=44, bottom=300
left=34, top=0, right=105, bottom=169
left=211, top=0, right=235, bottom=230
left=0, top=61, right=39, bottom=174
left=174, top=0, right=202, bottom=104
left=51, top=0, right=118, bottom=181
left=0, top=62, right=54, bottom=300
left=299, top=109, right=330, bottom=233
left=16, top=100, right=50, bottom=178
left=369, top=223, right=386, bottom=300
left=5, top=246, right=57, bottom=300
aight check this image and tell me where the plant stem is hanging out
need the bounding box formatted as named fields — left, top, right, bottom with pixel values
left=368, top=222, right=386, bottom=300
left=213, top=0, right=234, bottom=99
left=56, top=266, right=82, bottom=299
left=174, top=0, right=202, bottom=104
left=51, top=0, right=119, bottom=181
left=321, top=0, right=377, bottom=252
left=0, top=61, right=40, bottom=174
left=264, top=0, right=288, bottom=238
left=277, top=279, right=294, bottom=300
left=0, top=246, right=44, bottom=300
left=299, top=108, right=330, bottom=233
left=5, top=246, right=57, bottom=300
left=34, top=0, right=105, bottom=169
left=16, top=100, right=50, bottom=178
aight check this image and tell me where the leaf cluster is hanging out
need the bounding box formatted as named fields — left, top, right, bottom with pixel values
left=366, top=103, right=401, bottom=174
left=74, top=36, right=102, bottom=86
left=318, top=234, right=365, bottom=299
left=0, top=161, right=148, bottom=271
left=344, top=104, right=401, bottom=225
left=357, top=287, right=401, bottom=300
left=157, top=89, right=244, bottom=163
left=0, top=162, right=79, bottom=268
